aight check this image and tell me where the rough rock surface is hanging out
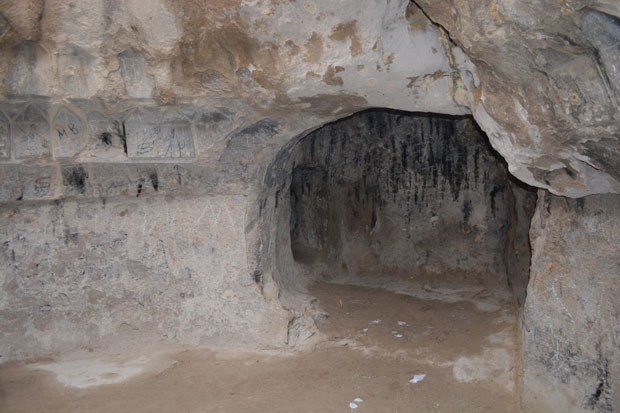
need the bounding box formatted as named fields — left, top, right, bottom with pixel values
left=415, top=0, right=620, bottom=197
left=0, top=1, right=618, bottom=411
left=248, top=109, right=535, bottom=348
left=0, top=194, right=289, bottom=361
left=523, top=191, right=620, bottom=412
left=0, top=0, right=617, bottom=196
left=0, top=0, right=462, bottom=112
left=288, top=109, right=517, bottom=277
left=504, top=178, right=537, bottom=309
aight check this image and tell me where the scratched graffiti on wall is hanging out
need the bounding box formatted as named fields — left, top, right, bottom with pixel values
left=0, top=194, right=269, bottom=360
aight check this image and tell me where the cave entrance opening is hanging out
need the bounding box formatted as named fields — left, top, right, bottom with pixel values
left=286, top=109, right=535, bottom=302
left=273, top=109, right=537, bottom=404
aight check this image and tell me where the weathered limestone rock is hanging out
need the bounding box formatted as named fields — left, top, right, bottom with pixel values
left=1, top=0, right=617, bottom=196
left=523, top=191, right=620, bottom=412
left=0, top=0, right=462, bottom=115
left=0, top=2, right=618, bottom=411
left=0, top=96, right=322, bottom=360
left=414, top=0, right=620, bottom=197
left=0, top=194, right=289, bottom=361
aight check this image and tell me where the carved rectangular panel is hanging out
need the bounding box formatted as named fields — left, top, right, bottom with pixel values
left=86, top=111, right=127, bottom=161
left=10, top=104, right=51, bottom=160
left=0, top=165, right=57, bottom=201
left=125, top=109, right=195, bottom=159
left=53, top=107, right=85, bottom=158
left=118, top=49, right=151, bottom=98
left=159, top=124, right=194, bottom=158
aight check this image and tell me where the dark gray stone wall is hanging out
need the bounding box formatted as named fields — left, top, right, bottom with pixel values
left=288, top=109, right=532, bottom=280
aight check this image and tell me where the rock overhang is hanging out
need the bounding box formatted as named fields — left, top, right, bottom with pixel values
left=0, top=1, right=618, bottom=193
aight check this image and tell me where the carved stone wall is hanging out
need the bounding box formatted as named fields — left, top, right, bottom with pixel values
left=0, top=193, right=289, bottom=361
left=0, top=1, right=619, bottom=410
left=0, top=97, right=304, bottom=360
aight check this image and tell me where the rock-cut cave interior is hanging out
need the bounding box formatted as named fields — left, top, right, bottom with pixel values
left=0, top=1, right=619, bottom=412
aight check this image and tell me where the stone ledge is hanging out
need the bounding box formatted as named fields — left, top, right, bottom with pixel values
left=0, top=163, right=249, bottom=202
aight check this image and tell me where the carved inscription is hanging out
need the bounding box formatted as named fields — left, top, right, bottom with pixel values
left=0, top=165, right=56, bottom=201
left=125, top=109, right=195, bottom=159
left=87, top=111, right=126, bottom=158
left=53, top=107, right=85, bottom=158
left=159, top=123, right=194, bottom=158
left=33, top=175, right=52, bottom=196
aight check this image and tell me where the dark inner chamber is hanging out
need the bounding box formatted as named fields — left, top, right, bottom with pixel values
left=288, top=109, right=536, bottom=304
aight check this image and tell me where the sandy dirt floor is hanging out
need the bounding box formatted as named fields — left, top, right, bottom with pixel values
left=0, top=277, right=521, bottom=412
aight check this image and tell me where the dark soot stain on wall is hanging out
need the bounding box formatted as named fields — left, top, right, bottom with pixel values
left=288, top=109, right=527, bottom=278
